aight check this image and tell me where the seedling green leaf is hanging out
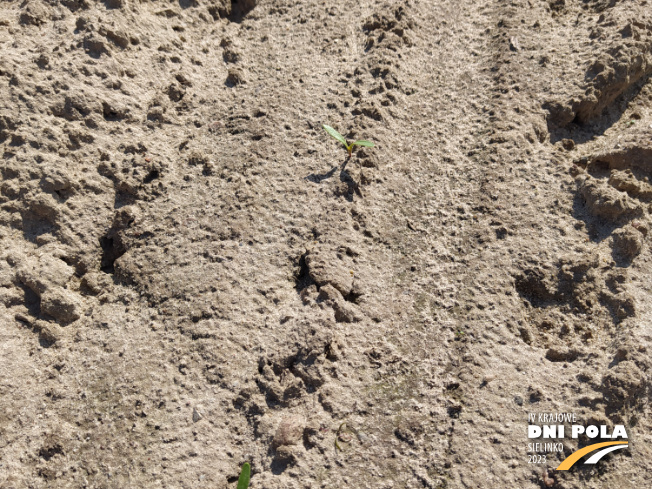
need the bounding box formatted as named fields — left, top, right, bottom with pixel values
left=237, top=462, right=251, bottom=489
left=352, top=140, right=374, bottom=148
left=323, top=124, right=347, bottom=147
left=323, top=124, right=375, bottom=156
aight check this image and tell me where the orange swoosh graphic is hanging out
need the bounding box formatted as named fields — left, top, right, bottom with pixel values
left=556, top=441, right=629, bottom=470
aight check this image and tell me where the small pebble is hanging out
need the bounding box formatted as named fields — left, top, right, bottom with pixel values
left=192, top=408, right=202, bottom=422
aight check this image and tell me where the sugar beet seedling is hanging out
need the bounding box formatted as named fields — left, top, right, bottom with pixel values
left=323, top=124, right=374, bottom=157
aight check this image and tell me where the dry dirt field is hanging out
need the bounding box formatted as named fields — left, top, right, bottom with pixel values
left=1, top=0, right=652, bottom=488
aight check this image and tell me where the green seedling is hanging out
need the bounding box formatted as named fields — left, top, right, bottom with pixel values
left=237, top=462, right=251, bottom=489
left=323, top=124, right=375, bottom=157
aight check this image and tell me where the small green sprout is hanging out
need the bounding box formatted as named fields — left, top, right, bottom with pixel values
left=237, top=462, right=251, bottom=489
left=323, top=124, right=375, bottom=157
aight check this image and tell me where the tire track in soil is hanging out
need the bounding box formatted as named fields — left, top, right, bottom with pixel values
left=365, top=0, right=652, bottom=487
left=428, top=2, right=652, bottom=488
left=341, top=1, right=524, bottom=487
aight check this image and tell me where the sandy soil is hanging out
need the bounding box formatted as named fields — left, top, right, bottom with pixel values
left=1, top=0, right=652, bottom=487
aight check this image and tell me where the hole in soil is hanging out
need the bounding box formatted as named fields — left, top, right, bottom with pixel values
left=229, top=0, right=258, bottom=22
left=102, top=102, right=124, bottom=121
left=587, top=159, right=610, bottom=176
left=447, top=406, right=462, bottom=418
left=294, top=252, right=313, bottom=292
left=99, top=236, right=116, bottom=273
left=20, top=284, right=41, bottom=318
left=529, top=392, right=541, bottom=403
left=39, top=444, right=64, bottom=461
left=143, top=168, right=159, bottom=183
left=99, top=234, right=125, bottom=274
left=270, top=456, right=290, bottom=475
left=343, top=290, right=361, bottom=304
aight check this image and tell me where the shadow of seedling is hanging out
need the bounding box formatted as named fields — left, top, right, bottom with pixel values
left=305, top=156, right=362, bottom=200
left=306, top=163, right=339, bottom=183
left=339, top=157, right=363, bottom=198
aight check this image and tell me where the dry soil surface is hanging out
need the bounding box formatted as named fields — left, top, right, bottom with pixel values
left=1, top=0, right=652, bottom=488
